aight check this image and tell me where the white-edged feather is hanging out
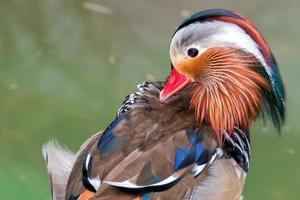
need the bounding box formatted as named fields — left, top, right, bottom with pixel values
left=104, top=174, right=179, bottom=189
left=192, top=148, right=223, bottom=177
left=88, top=177, right=101, bottom=191
left=192, top=164, right=206, bottom=177
left=42, top=140, right=75, bottom=200
left=84, top=153, right=102, bottom=191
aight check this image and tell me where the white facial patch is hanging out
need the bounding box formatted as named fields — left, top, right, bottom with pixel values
left=170, top=21, right=267, bottom=68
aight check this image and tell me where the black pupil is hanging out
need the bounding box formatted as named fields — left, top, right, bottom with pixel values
left=187, top=48, right=199, bottom=58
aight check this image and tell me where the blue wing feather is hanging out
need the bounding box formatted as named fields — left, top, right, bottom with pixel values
left=174, top=146, right=195, bottom=171
left=174, top=130, right=212, bottom=171
left=97, top=115, right=126, bottom=157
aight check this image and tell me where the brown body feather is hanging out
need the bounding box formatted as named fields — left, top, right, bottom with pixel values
left=63, top=82, right=247, bottom=200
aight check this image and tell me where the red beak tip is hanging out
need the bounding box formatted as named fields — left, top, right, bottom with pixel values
left=159, top=91, right=168, bottom=102
left=159, top=68, right=192, bottom=101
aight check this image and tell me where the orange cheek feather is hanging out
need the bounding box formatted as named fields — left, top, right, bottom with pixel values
left=175, top=56, right=205, bottom=79
left=166, top=47, right=270, bottom=143
left=189, top=47, right=270, bottom=143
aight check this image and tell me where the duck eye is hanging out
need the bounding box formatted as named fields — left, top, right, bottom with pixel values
left=187, top=48, right=199, bottom=58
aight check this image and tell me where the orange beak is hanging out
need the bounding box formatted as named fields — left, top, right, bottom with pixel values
left=160, top=68, right=192, bottom=101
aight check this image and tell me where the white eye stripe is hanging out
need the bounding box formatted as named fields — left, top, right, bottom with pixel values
left=170, top=21, right=266, bottom=68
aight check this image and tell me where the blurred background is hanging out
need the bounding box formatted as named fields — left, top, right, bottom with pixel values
left=0, top=0, right=299, bottom=199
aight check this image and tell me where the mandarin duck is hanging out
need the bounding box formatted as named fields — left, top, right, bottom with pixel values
left=42, top=9, right=285, bottom=200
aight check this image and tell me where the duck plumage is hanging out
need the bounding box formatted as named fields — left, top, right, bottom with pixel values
left=42, top=8, right=285, bottom=200
left=44, top=82, right=250, bottom=200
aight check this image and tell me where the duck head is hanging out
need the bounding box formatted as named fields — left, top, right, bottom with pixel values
left=160, top=9, right=285, bottom=143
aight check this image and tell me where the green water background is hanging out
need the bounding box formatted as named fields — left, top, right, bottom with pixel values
left=0, top=0, right=299, bottom=199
